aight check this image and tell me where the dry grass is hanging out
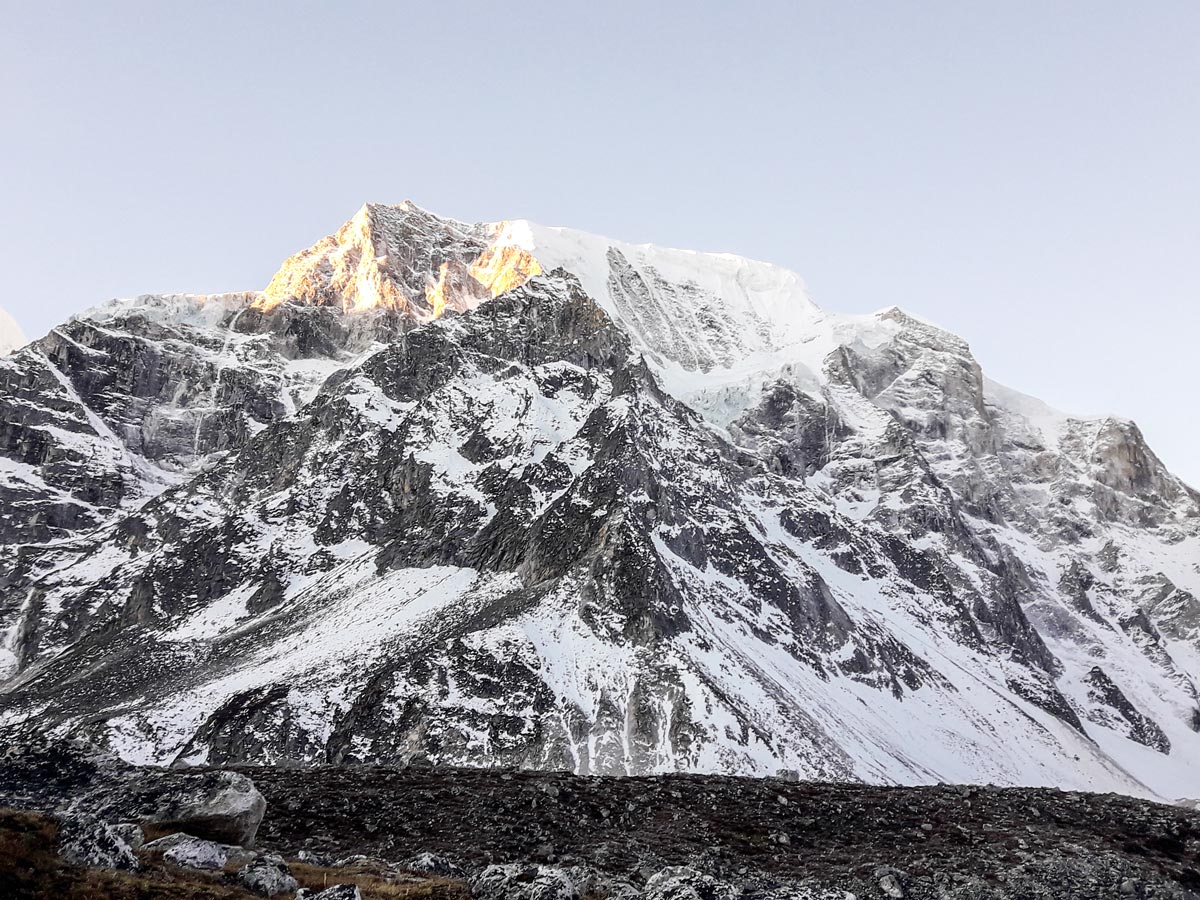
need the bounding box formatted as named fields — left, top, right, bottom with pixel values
left=290, top=860, right=468, bottom=898
left=0, top=807, right=469, bottom=900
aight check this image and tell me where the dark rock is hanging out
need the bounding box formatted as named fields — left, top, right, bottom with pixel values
left=644, top=866, right=735, bottom=900
left=239, top=853, right=299, bottom=896
left=56, top=813, right=139, bottom=871
left=144, top=832, right=230, bottom=870
left=0, top=735, right=265, bottom=847
left=402, top=850, right=465, bottom=878
left=472, top=863, right=580, bottom=900
left=300, top=886, right=363, bottom=900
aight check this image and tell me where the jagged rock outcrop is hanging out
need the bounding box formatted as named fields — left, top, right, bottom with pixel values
left=1, top=202, right=1198, bottom=801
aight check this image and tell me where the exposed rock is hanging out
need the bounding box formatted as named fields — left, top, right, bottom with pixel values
left=1083, top=666, right=1171, bottom=753
left=0, top=735, right=266, bottom=848
left=472, top=863, right=580, bottom=900
left=644, top=866, right=734, bottom=900
left=402, top=850, right=465, bottom=878
left=3, top=201, right=1200, bottom=800
left=145, top=832, right=229, bottom=870
left=110, top=821, right=145, bottom=850
left=301, top=886, right=363, bottom=900
left=239, top=853, right=299, bottom=896
left=878, top=871, right=906, bottom=898
left=134, top=769, right=266, bottom=848
left=244, top=765, right=1200, bottom=900
left=55, top=813, right=139, bottom=871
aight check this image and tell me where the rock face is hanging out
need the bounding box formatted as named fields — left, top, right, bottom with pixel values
left=1, top=202, right=1199, bottom=800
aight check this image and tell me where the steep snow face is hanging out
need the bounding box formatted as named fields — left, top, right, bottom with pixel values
left=2, top=202, right=1198, bottom=802
left=0, top=306, right=26, bottom=355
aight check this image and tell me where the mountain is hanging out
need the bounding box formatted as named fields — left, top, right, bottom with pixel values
left=1, top=202, right=1197, bottom=802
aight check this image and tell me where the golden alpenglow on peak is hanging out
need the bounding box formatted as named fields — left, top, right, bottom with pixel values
left=468, top=241, right=544, bottom=298
left=253, top=204, right=545, bottom=321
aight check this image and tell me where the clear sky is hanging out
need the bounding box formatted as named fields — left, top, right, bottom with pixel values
left=2, top=1, right=1197, bottom=484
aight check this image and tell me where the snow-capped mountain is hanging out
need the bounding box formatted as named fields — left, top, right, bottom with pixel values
left=2, top=202, right=1197, bottom=803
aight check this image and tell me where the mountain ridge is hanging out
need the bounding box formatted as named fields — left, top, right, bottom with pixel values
left=1, top=203, right=1197, bottom=804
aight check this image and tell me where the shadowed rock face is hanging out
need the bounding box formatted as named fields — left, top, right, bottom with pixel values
left=1, top=203, right=1198, bottom=799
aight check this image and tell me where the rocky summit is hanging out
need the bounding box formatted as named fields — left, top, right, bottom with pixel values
left=1, top=201, right=1198, bottom=808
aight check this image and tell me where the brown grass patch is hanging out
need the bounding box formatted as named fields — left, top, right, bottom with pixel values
left=290, top=861, right=469, bottom=899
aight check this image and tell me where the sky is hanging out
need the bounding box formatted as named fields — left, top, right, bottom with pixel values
left=1, top=1, right=1197, bottom=484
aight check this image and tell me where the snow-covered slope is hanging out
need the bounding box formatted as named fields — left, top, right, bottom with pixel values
left=1, top=203, right=1197, bottom=803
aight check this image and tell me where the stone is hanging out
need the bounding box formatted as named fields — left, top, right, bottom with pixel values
left=239, top=854, right=300, bottom=896
left=402, top=851, right=465, bottom=878
left=145, top=832, right=230, bottom=870
left=0, top=736, right=266, bottom=848
left=56, top=813, right=139, bottom=871
left=132, top=769, right=266, bottom=848
left=878, top=872, right=905, bottom=898
left=472, top=863, right=580, bottom=900
left=304, top=886, right=363, bottom=900
left=644, top=866, right=735, bottom=900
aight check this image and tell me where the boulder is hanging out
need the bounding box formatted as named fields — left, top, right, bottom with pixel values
left=297, top=886, right=362, bottom=900
left=878, top=872, right=905, bottom=898
left=402, top=851, right=465, bottom=878
left=144, top=832, right=230, bottom=870
left=472, top=863, right=580, bottom=900
left=142, top=829, right=257, bottom=864
left=56, top=813, right=139, bottom=871
left=0, top=735, right=266, bottom=848
left=129, top=769, right=266, bottom=848
left=239, top=854, right=300, bottom=896
left=644, top=866, right=735, bottom=900
left=565, top=865, right=641, bottom=900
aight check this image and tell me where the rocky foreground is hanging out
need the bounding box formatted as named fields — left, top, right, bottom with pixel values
left=2, top=738, right=1200, bottom=899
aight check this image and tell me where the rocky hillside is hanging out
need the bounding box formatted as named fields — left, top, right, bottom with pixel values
left=1, top=202, right=1197, bottom=801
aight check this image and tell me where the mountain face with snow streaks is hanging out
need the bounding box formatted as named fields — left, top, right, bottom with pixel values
left=1, top=202, right=1197, bottom=803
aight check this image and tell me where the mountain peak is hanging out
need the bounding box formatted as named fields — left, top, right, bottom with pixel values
left=255, top=203, right=542, bottom=319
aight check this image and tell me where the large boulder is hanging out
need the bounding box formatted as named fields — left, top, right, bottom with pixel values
left=644, top=866, right=736, bottom=900
left=239, top=854, right=299, bottom=896
left=472, top=863, right=580, bottom=900
left=121, top=768, right=266, bottom=847
left=0, top=734, right=265, bottom=847
left=144, top=832, right=231, bottom=870
left=56, top=813, right=139, bottom=871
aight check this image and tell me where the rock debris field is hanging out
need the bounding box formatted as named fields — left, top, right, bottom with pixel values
left=244, top=764, right=1200, bottom=899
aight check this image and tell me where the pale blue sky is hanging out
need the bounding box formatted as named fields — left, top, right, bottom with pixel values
left=2, top=1, right=1197, bottom=483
